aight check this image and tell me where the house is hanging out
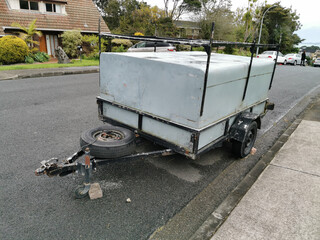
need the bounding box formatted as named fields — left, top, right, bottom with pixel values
left=0, top=0, right=110, bottom=57
left=174, top=20, right=200, bottom=39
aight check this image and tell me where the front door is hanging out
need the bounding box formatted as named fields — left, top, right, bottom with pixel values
left=45, top=35, right=58, bottom=57
left=39, top=35, right=47, bottom=53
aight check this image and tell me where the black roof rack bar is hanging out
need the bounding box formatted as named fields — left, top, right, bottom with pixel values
left=101, top=33, right=278, bottom=49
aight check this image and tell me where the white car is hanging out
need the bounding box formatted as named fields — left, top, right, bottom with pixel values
left=127, top=41, right=176, bottom=52
left=314, top=58, right=320, bottom=67
left=257, top=51, right=286, bottom=64
left=285, top=53, right=301, bottom=65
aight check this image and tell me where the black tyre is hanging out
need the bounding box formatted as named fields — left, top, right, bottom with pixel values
left=293, top=60, right=297, bottom=66
left=283, top=60, right=287, bottom=65
left=232, top=121, right=257, bottom=158
left=80, top=125, right=136, bottom=159
left=75, top=185, right=89, bottom=199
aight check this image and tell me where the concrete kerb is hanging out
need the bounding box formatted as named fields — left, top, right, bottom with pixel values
left=189, top=98, right=318, bottom=240
left=0, top=67, right=99, bottom=81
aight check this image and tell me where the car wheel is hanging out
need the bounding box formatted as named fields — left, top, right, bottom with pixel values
left=232, top=121, right=257, bottom=158
left=293, top=60, right=297, bottom=66
left=80, top=125, right=136, bottom=159
left=283, top=60, right=287, bottom=65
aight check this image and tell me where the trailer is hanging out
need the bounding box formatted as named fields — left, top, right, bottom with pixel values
left=35, top=24, right=278, bottom=198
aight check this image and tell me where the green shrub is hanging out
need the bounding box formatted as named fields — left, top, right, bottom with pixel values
left=111, top=39, right=132, bottom=48
left=25, top=55, right=34, bottom=64
left=33, top=52, right=49, bottom=62
left=306, top=56, right=311, bottom=66
left=61, top=30, right=82, bottom=58
left=176, top=45, right=191, bottom=51
left=191, top=46, right=205, bottom=51
left=112, top=45, right=126, bottom=52
left=0, top=35, right=29, bottom=64
left=82, top=34, right=107, bottom=57
left=86, top=52, right=100, bottom=60
left=223, top=45, right=234, bottom=54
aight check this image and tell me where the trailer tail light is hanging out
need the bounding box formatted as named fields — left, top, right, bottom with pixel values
left=168, top=49, right=175, bottom=51
left=268, top=56, right=272, bottom=58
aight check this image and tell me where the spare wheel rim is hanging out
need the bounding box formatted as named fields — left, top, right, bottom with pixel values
left=93, top=130, right=125, bottom=142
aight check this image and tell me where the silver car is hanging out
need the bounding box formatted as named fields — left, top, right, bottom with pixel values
left=314, top=58, right=320, bottom=67
left=127, top=41, right=176, bottom=52
left=285, top=53, right=301, bottom=65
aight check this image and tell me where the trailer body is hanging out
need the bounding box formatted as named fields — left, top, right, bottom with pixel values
left=98, top=51, right=274, bottom=159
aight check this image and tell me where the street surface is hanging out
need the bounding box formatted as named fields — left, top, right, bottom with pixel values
left=0, top=65, right=319, bottom=240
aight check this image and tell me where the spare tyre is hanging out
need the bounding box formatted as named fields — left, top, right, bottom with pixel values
left=80, top=125, right=136, bottom=159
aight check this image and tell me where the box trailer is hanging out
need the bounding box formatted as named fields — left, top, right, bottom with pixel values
left=35, top=27, right=278, bottom=198
left=97, top=51, right=275, bottom=159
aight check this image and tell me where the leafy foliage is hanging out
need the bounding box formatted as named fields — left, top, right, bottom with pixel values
left=82, top=34, right=108, bottom=57
left=111, top=39, right=133, bottom=48
left=102, top=1, right=178, bottom=37
left=95, top=0, right=302, bottom=54
left=11, top=19, right=42, bottom=50
left=104, top=0, right=140, bottom=31
left=196, top=0, right=234, bottom=41
left=260, top=3, right=302, bottom=53
left=163, top=0, right=201, bottom=20
left=25, top=55, right=34, bottom=64
left=33, top=52, right=50, bottom=62
left=112, top=45, right=126, bottom=52
left=61, top=30, right=82, bottom=58
left=0, top=36, right=29, bottom=64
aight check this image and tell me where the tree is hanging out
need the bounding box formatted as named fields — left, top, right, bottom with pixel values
left=92, top=0, right=109, bottom=13
left=233, top=0, right=263, bottom=43
left=260, top=3, right=302, bottom=53
left=102, top=0, right=140, bottom=31
left=163, top=0, right=201, bottom=20
left=195, top=0, right=234, bottom=41
left=11, top=19, right=42, bottom=50
left=117, top=4, right=178, bottom=37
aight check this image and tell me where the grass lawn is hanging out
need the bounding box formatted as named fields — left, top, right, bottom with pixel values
left=0, top=59, right=99, bottom=71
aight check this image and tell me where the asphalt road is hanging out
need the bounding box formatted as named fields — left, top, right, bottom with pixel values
left=0, top=65, right=319, bottom=240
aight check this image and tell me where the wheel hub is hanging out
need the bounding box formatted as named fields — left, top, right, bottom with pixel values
left=94, top=130, right=124, bottom=142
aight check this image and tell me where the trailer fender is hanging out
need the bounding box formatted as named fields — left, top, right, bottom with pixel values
left=229, top=112, right=261, bottom=143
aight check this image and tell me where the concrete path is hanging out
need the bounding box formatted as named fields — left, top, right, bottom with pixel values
left=211, top=100, right=320, bottom=240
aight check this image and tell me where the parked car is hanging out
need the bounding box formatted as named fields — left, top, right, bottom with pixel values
left=314, top=58, right=320, bottom=67
left=257, top=51, right=286, bottom=64
left=285, top=53, right=302, bottom=65
left=127, top=41, right=176, bottom=52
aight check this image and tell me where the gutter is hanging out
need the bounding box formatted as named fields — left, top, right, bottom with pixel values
left=2, top=26, right=110, bottom=34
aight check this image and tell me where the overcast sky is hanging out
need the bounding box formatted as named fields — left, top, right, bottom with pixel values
left=145, top=0, right=320, bottom=45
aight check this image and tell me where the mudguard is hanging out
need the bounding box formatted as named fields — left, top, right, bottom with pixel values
left=229, top=112, right=261, bottom=142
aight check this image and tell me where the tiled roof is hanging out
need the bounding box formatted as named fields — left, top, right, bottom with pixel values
left=0, top=0, right=110, bottom=35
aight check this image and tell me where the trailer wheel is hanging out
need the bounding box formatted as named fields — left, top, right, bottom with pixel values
left=80, top=125, right=136, bottom=159
left=232, top=121, right=257, bottom=158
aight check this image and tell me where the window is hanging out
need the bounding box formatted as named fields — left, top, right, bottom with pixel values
left=46, top=3, right=56, bottom=12
left=30, top=1, right=38, bottom=10
left=20, top=0, right=28, bottom=9
left=19, top=0, right=38, bottom=10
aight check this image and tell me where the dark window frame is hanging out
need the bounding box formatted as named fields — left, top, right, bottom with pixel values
left=19, top=0, right=39, bottom=11
left=46, top=3, right=57, bottom=12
